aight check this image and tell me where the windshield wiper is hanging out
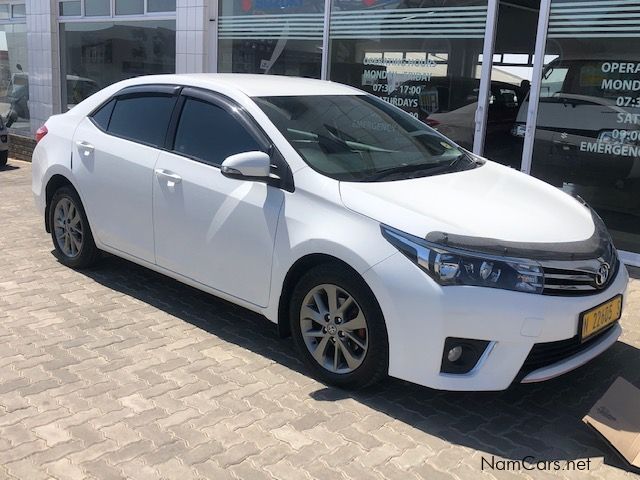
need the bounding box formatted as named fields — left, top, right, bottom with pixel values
left=363, top=154, right=473, bottom=182
left=362, top=162, right=446, bottom=182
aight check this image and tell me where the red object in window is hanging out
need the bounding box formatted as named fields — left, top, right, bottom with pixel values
left=425, top=118, right=440, bottom=127
left=35, top=125, right=48, bottom=143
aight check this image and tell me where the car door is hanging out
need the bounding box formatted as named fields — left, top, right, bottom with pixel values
left=152, top=88, right=285, bottom=307
left=72, top=85, right=180, bottom=263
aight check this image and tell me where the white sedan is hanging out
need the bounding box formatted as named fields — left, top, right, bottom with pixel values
left=32, top=74, right=628, bottom=391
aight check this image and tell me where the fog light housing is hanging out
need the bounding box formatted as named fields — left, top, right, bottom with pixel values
left=440, top=337, right=491, bottom=374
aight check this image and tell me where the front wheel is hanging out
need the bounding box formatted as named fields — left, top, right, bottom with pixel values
left=290, top=263, right=388, bottom=389
left=49, top=186, right=99, bottom=268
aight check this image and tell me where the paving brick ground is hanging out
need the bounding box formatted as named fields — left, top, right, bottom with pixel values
left=0, top=158, right=639, bottom=480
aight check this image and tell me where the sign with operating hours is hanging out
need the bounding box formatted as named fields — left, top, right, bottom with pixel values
left=361, top=56, right=438, bottom=119
left=579, top=61, right=640, bottom=159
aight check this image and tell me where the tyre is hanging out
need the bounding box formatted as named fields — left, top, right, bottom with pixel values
left=49, top=186, right=99, bottom=268
left=290, top=263, right=388, bottom=389
left=0, top=150, right=7, bottom=168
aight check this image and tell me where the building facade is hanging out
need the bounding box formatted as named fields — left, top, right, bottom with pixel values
left=4, top=0, right=640, bottom=265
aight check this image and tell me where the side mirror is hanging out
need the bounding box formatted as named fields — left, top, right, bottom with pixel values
left=221, top=151, right=271, bottom=180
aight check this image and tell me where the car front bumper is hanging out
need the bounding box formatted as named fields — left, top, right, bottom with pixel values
left=363, top=252, right=629, bottom=391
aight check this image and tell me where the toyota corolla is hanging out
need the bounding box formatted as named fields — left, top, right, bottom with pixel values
left=32, top=74, right=628, bottom=390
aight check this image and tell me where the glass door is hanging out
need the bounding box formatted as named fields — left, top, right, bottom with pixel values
left=479, top=1, right=541, bottom=168
left=327, top=0, right=493, bottom=153
left=527, top=0, right=640, bottom=260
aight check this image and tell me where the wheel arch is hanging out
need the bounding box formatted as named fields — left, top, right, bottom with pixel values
left=277, top=253, right=378, bottom=338
left=44, top=174, right=78, bottom=233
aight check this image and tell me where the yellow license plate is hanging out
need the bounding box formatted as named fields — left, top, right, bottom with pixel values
left=580, top=295, right=623, bottom=342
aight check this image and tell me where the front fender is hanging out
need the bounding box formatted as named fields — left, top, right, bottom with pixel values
left=263, top=171, right=397, bottom=322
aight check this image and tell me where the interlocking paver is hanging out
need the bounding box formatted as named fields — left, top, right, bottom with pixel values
left=193, top=460, right=237, bottom=480
left=1, top=159, right=639, bottom=479
left=32, top=423, right=71, bottom=447
left=101, top=422, right=141, bottom=447
left=82, top=458, right=126, bottom=480
left=45, top=457, right=87, bottom=480
left=5, top=458, right=50, bottom=480
left=118, top=394, right=154, bottom=413
left=180, top=440, right=225, bottom=466
left=264, top=459, right=311, bottom=480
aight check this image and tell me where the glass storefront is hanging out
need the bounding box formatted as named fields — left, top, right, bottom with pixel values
left=60, top=20, right=176, bottom=110
left=530, top=0, right=640, bottom=254
left=0, top=21, right=28, bottom=133
left=2, top=0, right=622, bottom=260
left=213, top=0, right=640, bottom=259
left=217, top=0, right=323, bottom=77
left=328, top=0, right=488, bottom=150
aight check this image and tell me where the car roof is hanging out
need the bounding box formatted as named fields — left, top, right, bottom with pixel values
left=123, top=73, right=365, bottom=97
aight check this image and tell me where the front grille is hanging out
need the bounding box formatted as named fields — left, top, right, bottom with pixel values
left=540, top=245, right=619, bottom=296
left=518, top=324, right=615, bottom=378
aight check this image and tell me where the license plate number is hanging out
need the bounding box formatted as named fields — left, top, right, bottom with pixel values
left=580, top=295, right=623, bottom=342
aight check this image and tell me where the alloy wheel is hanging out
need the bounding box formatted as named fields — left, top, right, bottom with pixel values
left=53, top=197, right=83, bottom=258
left=299, top=283, right=369, bottom=374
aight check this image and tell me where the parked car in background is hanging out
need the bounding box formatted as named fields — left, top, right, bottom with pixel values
left=423, top=79, right=523, bottom=150
left=32, top=74, right=628, bottom=391
left=512, top=57, right=640, bottom=187
left=3, top=71, right=100, bottom=127
left=65, top=75, right=100, bottom=109
left=385, top=77, right=525, bottom=167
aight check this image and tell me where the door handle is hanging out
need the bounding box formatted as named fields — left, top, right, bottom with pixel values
left=155, top=169, right=182, bottom=185
left=76, top=141, right=94, bottom=157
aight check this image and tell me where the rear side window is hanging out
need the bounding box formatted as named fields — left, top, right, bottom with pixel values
left=90, top=99, right=115, bottom=131
left=173, top=97, right=261, bottom=165
left=108, top=94, right=176, bottom=147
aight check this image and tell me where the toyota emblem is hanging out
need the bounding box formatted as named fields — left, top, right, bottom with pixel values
left=595, top=263, right=610, bottom=287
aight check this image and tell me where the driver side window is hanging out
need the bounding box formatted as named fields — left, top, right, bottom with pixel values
left=173, top=97, right=262, bottom=166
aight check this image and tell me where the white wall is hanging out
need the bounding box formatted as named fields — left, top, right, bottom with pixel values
left=176, top=0, right=210, bottom=74
left=26, top=0, right=61, bottom=135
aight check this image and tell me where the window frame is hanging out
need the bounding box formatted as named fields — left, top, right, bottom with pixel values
left=167, top=87, right=271, bottom=168
left=166, top=87, right=294, bottom=192
left=88, top=84, right=295, bottom=192
left=58, top=0, right=176, bottom=19
left=88, top=98, right=116, bottom=131
left=89, top=84, right=181, bottom=149
left=9, top=3, right=25, bottom=19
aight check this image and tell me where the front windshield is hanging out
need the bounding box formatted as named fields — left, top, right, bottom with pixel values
left=254, top=94, right=479, bottom=182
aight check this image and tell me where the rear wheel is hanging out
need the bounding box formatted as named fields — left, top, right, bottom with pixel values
left=49, top=186, right=99, bottom=268
left=290, top=263, right=388, bottom=389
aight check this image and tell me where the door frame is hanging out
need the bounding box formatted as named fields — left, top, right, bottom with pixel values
left=209, top=0, right=219, bottom=73
left=473, top=0, right=499, bottom=155
left=519, top=0, right=552, bottom=175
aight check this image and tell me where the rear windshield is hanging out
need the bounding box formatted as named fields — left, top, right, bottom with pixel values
left=254, top=94, right=477, bottom=182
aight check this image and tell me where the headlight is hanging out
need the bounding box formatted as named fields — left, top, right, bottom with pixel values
left=511, top=123, right=526, bottom=138
left=381, top=225, right=544, bottom=294
left=597, top=129, right=639, bottom=146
